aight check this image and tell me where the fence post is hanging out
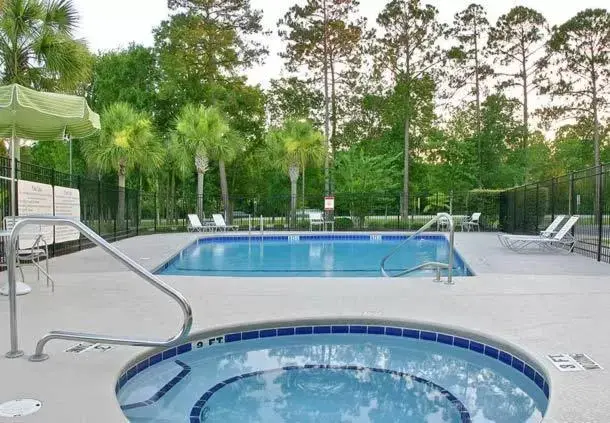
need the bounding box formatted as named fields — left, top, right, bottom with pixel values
left=154, top=190, right=158, bottom=233
left=569, top=172, right=574, bottom=216
left=77, top=175, right=82, bottom=252
left=136, top=186, right=140, bottom=237
left=535, top=183, right=539, bottom=233
left=551, top=177, right=556, bottom=223
left=97, top=179, right=102, bottom=235
left=522, top=185, right=527, bottom=233
left=597, top=165, right=604, bottom=262
left=512, top=189, right=517, bottom=233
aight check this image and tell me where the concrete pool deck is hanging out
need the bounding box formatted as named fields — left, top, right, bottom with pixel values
left=0, top=231, right=609, bottom=422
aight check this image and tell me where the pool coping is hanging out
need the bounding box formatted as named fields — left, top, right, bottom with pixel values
left=151, top=231, right=476, bottom=277
left=116, top=316, right=553, bottom=420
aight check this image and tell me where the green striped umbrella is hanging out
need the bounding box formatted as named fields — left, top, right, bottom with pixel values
left=0, top=83, right=100, bottom=221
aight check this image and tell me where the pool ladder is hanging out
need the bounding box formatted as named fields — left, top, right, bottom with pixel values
left=380, top=213, right=455, bottom=284
left=4, top=216, right=193, bottom=362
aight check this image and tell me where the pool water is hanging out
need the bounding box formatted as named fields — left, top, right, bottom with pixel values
left=118, top=331, right=547, bottom=423
left=157, top=235, right=473, bottom=277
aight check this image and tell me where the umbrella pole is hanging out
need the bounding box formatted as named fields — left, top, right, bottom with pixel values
left=0, top=133, right=32, bottom=299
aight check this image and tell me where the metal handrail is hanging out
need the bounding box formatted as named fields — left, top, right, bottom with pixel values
left=381, top=213, right=455, bottom=284
left=4, top=216, right=193, bottom=362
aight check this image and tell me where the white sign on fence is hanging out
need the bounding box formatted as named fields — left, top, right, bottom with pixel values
left=53, top=186, right=80, bottom=243
left=17, top=180, right=54, bottom=249
left=324, top=196, right=335, bottom=211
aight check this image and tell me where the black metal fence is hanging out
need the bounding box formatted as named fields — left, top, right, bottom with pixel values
left=0, top=156, right=508, bottom=264
left=500, top=164, right=610, bottom=263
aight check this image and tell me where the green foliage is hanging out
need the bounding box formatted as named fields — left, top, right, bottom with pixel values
left=448, top=3, right=493, bottom=117
left=88, top=44, right=158, bottom=113
left=423, top=193, right=449, bottom=213
left=266, top=77, right=323, bottom=126
left=0, top=0, right=91, bottom=91
left=266, top=119, right=325, bottom=176
left=82, top=103, right=162, bottom=182
left=334, top=149, right=401, bottom=194
left=542, top=8, right=610, bottom=167
left=467, top=189, right=503, bottom=229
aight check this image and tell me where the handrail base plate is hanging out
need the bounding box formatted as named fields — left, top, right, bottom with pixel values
left=29, top=353, right=49, bottom=362
left=5, top=350, right=24, bottom=358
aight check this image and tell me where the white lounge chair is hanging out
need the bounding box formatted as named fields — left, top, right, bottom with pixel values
left=461, top=212, right=481, bottom=231
left=501, top=215, right=579, bottom=252
left=187, top=214, right=216, bottom=232
left=498, top=215, right=565, bottom=248
left=212, top=214, right=238, bottom=231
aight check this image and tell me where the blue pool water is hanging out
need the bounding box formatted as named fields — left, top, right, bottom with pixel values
left=117, top=325, right=547, bottom=423
left=157, top=234, right=473, bottom=277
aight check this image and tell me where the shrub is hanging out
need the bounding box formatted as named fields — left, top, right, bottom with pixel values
left=466, top=189, right=503, bottom=230
left=334, top=217, right=354, bottom=230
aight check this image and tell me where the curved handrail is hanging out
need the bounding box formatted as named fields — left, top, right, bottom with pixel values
left=4, top=216, right=193, bottom=362
left=381, top=213, right=455, bottom=284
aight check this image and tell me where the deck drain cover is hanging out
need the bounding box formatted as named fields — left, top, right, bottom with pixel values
left=0, top=399, right=42, bottom=417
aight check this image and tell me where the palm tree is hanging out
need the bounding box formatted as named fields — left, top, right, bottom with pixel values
left=266, top=119, right=324, bottom=228
left=174, top=104, right=236, bottom=220
left=0, top=0, right=90, bottom=90
left=0, top=0, right=91, bottom=161
left=82, top=102, right=162, bottom=226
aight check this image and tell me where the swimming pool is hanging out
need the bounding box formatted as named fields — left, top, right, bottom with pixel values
left=157, top=234, right=473, bottom=277
left=116, top=320, right=548, bottom=422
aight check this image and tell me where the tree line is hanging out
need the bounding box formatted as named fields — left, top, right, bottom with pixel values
left=3, top=0, right=610, bottom=221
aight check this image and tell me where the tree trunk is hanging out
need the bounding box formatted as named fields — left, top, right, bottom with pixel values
left=592, top=64, right=601, bottom=225
left=197, top=171, right=204, bottom=220
left=117, top=168, right=126, bottom=230
left=302, top=167, right=306, bottom=209
left=521, top=43, right=529, bottom=183
left=219, top=159, right=229, bottom=222
left=330, top=53, right=337, bottom=193
left=473, top=19, right=482, bottom=186
left=402, top=116, right=410, bottom=222
left=289, top=165, right=299, bottom=229
left=322, top=0, right=331, bottom=196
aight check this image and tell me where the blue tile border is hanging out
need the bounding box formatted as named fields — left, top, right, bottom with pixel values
left=187, top=365, right=473, bottom=423
left=120, top=360, right=191, bottom=410
left=116, top=324, right=550, bottom=404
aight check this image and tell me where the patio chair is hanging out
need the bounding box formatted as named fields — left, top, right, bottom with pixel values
left=308, top=211, right=332, bottom=231
left=212, top=214, right=239, bottom=231
left=3, top=217, right=55, bottom=291
left=461, top=212, right=481, bottom=232
left=500, top=215, right=579, bottom=253
left=497, top=215, right=565, bottom=248
left=436, top=213, right=450, bottom=232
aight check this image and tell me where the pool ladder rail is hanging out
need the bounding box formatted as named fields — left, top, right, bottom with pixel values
left=4, top=216, right=193, bottom=362
left=380, top=213, right=455, bottom=284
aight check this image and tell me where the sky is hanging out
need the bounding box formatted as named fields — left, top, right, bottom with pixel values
left=73, top=0, right=609, bottom=88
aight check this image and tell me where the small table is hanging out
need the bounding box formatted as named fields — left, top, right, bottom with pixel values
left=0, top=230, right=32, bottom=296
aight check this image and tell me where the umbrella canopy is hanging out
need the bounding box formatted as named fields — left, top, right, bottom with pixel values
left=0, top=83, right=100, bottom=140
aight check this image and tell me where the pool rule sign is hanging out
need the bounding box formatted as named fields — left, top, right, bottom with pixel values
left=53, top=187, right=80, bottom=243
left=324, top=196, right=335, bottom=211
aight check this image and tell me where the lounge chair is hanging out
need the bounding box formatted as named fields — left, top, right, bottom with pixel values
left=309, top=211, right=334, bottom=231
left=500, top=215, right=579, bottom=252
left=187, top=214, right=210, bottom=232
left=461, top=212, right=481, bottom=231
left=498, top=215, right=565, bottom=248
left=212, top=214, right=238, bottom=231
